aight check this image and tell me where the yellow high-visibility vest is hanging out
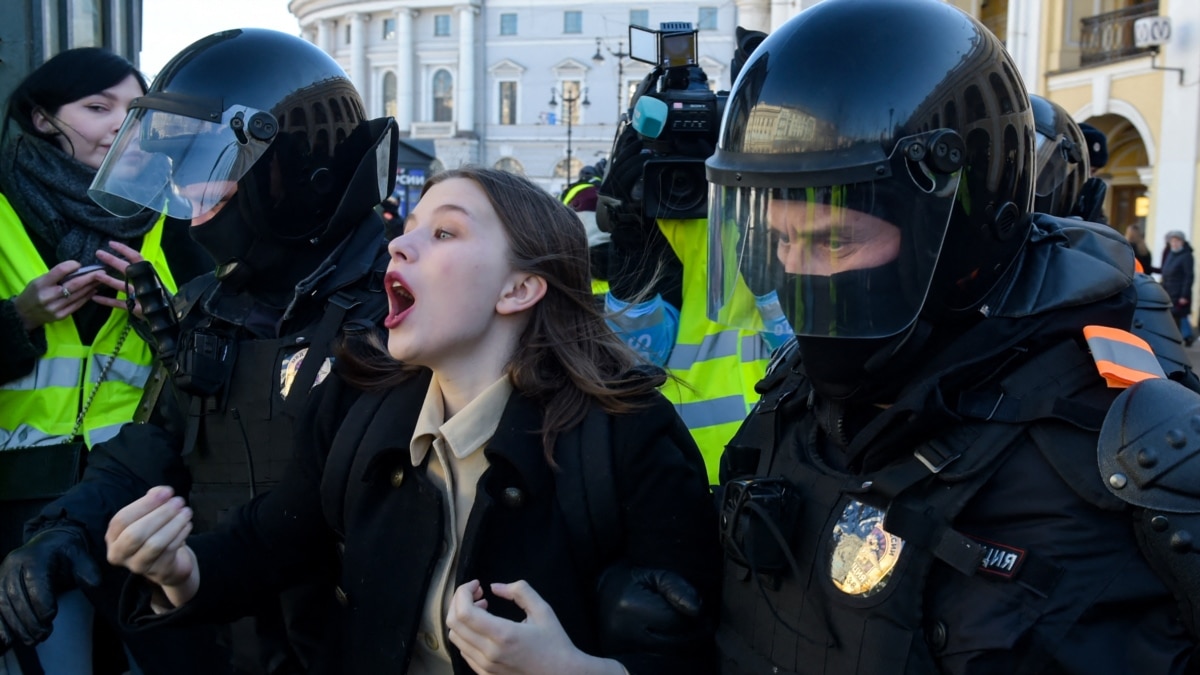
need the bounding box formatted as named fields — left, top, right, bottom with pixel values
left=0, top=194, right=176, bottom=449
left=562, top=180, right=599, bottom=206
left=656, top=217, right=771, bottom=484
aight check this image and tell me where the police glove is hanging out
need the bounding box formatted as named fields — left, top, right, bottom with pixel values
left=595, top=563, right=706, bottom=654
left=0, top=526, right=102, bottom=649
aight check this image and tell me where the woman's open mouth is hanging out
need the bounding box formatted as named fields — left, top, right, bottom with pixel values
left=384, top=275, right=415, bottom=329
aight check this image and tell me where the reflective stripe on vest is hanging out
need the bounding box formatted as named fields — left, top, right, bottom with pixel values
left=562, top=180, right=597, bottom=206
left=1083, top=324, right=1166, bottom=388
left=657, top=217, right=770, bottom=484
left=0, top=194, right=177, bottom=449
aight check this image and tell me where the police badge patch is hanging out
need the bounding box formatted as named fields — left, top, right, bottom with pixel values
left=279, top=347, right=332, bottom=400
left=829, top=499, right=905, bottom=597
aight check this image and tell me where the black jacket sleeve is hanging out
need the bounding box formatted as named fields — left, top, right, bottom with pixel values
left=23, top=379, right=192, bottom=548
left=607, top=394, right=722, bottom=675
left=121, top=373, right=363, bottom=628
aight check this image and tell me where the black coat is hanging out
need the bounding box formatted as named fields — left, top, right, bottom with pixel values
left=718, top=216, right=1199, bottom=674
left=25, top=208, right=391, bottom=675
left=127, top=371, right=721, bottom=675
left=1161, top=244, right=1195, bottom=317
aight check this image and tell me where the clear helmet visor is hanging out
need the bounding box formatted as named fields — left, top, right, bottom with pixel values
left=1033, top=131, right=1073, bottom=199
left=707, top=134, right=961, bottom=339
left=89, top=98, right=275, bottom=220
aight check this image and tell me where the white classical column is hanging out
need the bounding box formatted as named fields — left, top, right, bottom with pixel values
left=395, top=9, right=415, bottom=130
left=316, top=19, right=334, bottom=55
left=455, top=5, right=478, bottom=135
left=734, top=0, right=770, bottom=34
left=1006, top=0, right=1042, bottom=95
left=349, top=13, right=368, bottom=97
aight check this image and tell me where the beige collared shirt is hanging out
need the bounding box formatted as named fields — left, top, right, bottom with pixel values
left=405, top=374, right=512, bottom=675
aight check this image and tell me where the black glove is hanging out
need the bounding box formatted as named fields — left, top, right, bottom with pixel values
left=1074, top=176, right=1108, bottom=223
left=596, top=563, right=706, bottom=655
left=597, top=127, right=651, bottom=240
left=0, top=526, right=102, bottom=649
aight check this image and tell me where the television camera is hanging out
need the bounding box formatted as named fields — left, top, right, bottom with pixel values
left=597, top=22, right=724, bottom=227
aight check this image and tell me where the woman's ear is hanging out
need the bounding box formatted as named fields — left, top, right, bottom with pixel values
left=31, top=108, right=59, bottom=136
left=497, top=272, right=547, bottom=315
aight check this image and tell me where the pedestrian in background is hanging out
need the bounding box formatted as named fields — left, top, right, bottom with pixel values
left=1161, top=229, right=1195, bottom=346
left=1126, top=222, right=1155, bottom=274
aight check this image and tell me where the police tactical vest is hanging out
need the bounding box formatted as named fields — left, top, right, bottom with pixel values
left=177, top=281, right=383, bottom=533
left=717, top=338, right=1112, bottom=674
left=0, top=194, right=175, bottom=449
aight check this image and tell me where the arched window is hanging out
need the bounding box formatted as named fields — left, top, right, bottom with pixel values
left=383, top=72, right=398, bottom=119
left=495, top=157, right=525, bottom=175
left=552, top=157, right=583, bottom=180
left=433, top=69, right=454, bottom=122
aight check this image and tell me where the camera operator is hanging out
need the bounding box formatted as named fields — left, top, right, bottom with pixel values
left=597, top=23, right=785, bottom=482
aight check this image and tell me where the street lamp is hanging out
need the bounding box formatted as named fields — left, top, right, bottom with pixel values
left=549, top=85, right=590, bottom=186
left=592, top=37, right=631, bottom=117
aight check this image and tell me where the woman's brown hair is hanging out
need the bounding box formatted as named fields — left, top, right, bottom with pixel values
left=337, top=166, right=664, bottom=461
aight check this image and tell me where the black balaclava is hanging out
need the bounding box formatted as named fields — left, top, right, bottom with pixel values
left=188, top=171, right=332, bottom=306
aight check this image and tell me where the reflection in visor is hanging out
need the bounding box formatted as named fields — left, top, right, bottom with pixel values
left=1033, top=133, right=1071, bottom=197
left=707, top=134, right=961, bottom=340
left=89, top=104, right=273, bottom=220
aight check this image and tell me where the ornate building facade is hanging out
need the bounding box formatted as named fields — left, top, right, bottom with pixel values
left=288, top=0, right=760, bottom=193
left=287, top=0, right=1198, bottom=256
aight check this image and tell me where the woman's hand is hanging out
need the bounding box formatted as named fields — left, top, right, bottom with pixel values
left=92, top=241, right=148, bottom=317
left=12, top=261, right=104, bottom=331
left=446, top=579, right=626, bottom=675
left=105, top=486, right=199, bottom=610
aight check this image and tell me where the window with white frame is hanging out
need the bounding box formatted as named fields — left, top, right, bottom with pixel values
left=563, top=11, right=582, bottom=34
left=383, top=71, right=397, bottom=118
left=498, top=81, right=517, bottom=124
left=433, top=69, right=454, bottom=122
left=698, top=7, right=717, bottom=30
left=556, top=80, right=584, bottom=125
left=383, top=18, right=396, bottom=40
left=500, top=13, right=517, bottom=36
left=434, top=14, right=451, bottom=37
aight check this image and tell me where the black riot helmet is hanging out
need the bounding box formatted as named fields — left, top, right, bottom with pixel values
left=1029, top=94, right=1089, bottom=218
left=90, top=29, right=395, bottom=297
left=707, top=0, right=1035, bottom=398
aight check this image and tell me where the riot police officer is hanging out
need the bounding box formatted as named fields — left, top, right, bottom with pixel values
left=0, top=29, right=397, bottom=674
left=707, top=0, right=1199, bottom=672
left=1029, top=93, right=1199, bottom=390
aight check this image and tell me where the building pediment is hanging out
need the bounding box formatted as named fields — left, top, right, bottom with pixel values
left=489, top=58, right=526, bottom=76
left=551, top=57, right=592, bottom=76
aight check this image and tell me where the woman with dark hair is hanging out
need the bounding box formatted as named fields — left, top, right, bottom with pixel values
left=104, top=166, right=720, bottom=675
left=1125, top=223, right=1155, bottom=273
left=0, top=47, right=204, bottom=674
